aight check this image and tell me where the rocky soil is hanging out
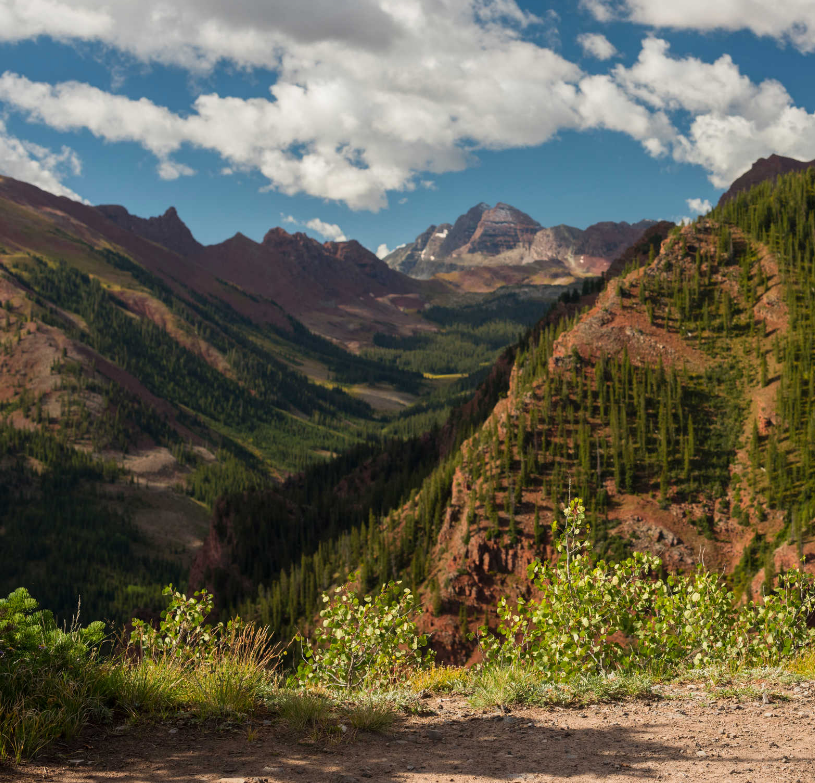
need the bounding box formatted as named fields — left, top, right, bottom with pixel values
left=4, top=683, right=814, bottom=783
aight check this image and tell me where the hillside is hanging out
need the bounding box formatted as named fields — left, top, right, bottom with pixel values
left=193, top=171, right=815, bottom=663
left=385, top=200, right=654, bottom=286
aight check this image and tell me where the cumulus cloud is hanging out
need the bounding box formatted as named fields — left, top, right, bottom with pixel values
left=686, top=197, right=711, bottom=214
left=303, top=218, right=347, bottom=242
left=375, top=243, right=391, bottom=259
left=582, top=0, right=815, bottom=53
left=0, top=2, right=813, bottom=204
left=0, top=1, right=593, bottom=210
left=577, top=32, right=617, bottom=59
left=281, top=214, right=347, bottom=241
left=0, top=119, right=86, bottom=202
left=612, top=38, right=815, bottom=186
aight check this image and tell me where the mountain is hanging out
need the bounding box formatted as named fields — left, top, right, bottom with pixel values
left=193, top=168, right=815, bottom=663
left=718, top=153, right=815, bottom=205
left=0, top=174, right=434, bottom=350
left=385, top=201, right=655, bottom=285
left=96, top=204, right=204, bottom=257
left=186, top=227, right=429, bottom=349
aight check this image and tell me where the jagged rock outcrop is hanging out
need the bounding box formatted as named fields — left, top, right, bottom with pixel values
left=96, top=204, right=203, bottom=257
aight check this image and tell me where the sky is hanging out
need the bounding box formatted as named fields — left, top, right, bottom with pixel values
left=1, top=2, right=815, bottom=258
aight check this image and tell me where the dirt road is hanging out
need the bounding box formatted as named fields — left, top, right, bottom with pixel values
left=3, top=685, right=814, bottom=783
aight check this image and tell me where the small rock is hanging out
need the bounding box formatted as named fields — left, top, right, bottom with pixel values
left=67, top=760, right=84, bottom=766
left=169, top=728, right=178, bottom=734
left=262, top=719, right=272, bottom=726
left=762, top=711, right=775, bottom=718
left=696, top=751, right=707, bottom=757
left=427, top=729, right=444, bottom=741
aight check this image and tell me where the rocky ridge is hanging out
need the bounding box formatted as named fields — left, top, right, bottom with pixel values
left=717, top=153, right=815, bottom=206
left=385, top=201, right=655, bottom=284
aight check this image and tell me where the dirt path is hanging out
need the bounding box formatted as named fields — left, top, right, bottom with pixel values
left=4, top=688, right=814, bottom=783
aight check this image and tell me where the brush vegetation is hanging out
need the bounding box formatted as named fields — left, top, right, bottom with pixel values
left=3, top=493, right=813, bottom=762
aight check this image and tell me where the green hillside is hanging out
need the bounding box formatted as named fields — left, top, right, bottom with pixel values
left=193, top=172, right=815, bottom=661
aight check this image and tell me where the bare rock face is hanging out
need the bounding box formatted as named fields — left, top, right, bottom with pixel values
left=453, top=202, right=542, bottom=256
left=718, top=154, right=815, bottom=206
left=438, top=202, right=489, bottom=255
left=96, top=204, right=203, bottom=257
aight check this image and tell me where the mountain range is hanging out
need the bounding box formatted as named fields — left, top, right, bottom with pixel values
left=384, top=201, right=655, bottom=287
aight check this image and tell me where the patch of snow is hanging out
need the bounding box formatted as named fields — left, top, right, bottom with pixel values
left=434, top=229, right=449, bottom=238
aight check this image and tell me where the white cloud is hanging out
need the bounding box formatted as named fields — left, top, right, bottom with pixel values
left=0, top=3, right=813, bottom=204
left=612, top=38, right=815, bottom=187
left=686, top=197, right=711, bottom=215
left=157, top=159, right=196, bottom=180
left=0, top=1, right=592, bottom=210
left=304, top=217, right=347, bottom=242
left=0, top=119, right=86, bottom=202
left=577, top=32, right=617, bottom=59
left=281, top=214, right=347, bottom=241
left=582, top=0, right=815, bottom=54
left=579, top=0, right=615, bottom=23
left=375, top=243, right=391, bottom=259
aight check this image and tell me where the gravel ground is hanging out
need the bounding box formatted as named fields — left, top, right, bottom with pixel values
left=3, top=683, right=814, bottom=783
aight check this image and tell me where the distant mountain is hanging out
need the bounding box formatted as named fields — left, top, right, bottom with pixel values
left=718, top=154, right=815, bottom=206
left=185, top=226, right=429, bottom=348
left=385, top=201, right=655, bottom=283
left=0, top=175, right=434, bottom=349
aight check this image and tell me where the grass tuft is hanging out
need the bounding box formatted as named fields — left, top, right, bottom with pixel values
left=410, top=665, right=471, bottom=694
left=344, top=698, right=397, bottom=733
left=275, top=691, right=332, bottom=731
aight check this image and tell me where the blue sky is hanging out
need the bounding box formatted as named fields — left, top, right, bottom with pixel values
left=1, top=1, right=815, bottom=258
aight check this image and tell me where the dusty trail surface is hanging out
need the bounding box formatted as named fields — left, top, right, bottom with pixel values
left=3, top=688, right=814, bottom=783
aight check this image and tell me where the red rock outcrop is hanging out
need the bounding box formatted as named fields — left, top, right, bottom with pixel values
left=96, top=204, right=203, bottom=257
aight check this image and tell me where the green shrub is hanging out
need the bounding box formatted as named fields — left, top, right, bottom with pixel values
left=477, top=498, right=815, bottom=678
left=0, top=588, right=107, bottom=762
left=296, top=577, right=433, bottom=691
left=129, top=584, right=238, bottom=664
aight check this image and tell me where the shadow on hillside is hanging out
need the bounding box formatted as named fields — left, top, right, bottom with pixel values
left=2, top=711, right=808, bottom=783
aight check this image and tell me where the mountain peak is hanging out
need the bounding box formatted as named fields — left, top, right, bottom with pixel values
left=454, top=201, right=541, bottom=255
left=96, top=203, right=202, bottom=256
left=718, top=154, right=815, bottom=206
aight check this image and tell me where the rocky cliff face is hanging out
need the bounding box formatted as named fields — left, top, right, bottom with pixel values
left=96, top=204, right=203, bottom=257
left=718, top=154, right=815, bottom=206
left=453, top=202, right=541, bottom=256
left=385, top=201, right=656, bottom=283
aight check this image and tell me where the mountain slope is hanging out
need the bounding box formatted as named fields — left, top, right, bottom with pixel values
left=194, top=172, right=815, bottom=663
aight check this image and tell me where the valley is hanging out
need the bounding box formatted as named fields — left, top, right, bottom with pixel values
left=0, top=175, right=618, bottom=625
